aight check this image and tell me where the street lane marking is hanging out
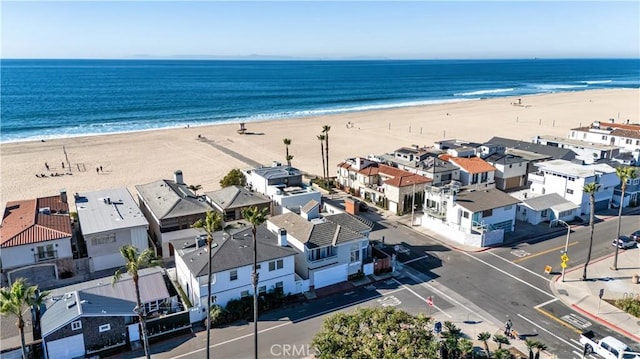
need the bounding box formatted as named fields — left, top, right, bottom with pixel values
left=517, top=313, right=583, bottom=351
left=512, top=241, right=579, bottom=263
left=510, top=249, right=530, bottom=258
left=462, top=251, right=555, bottom=298
left=488, top=251, right=551, bottom=282
left=174, top=286, right=410, bottom=358
left=377, top=295, right=401, bottom=307
left=401, top=254, right=431, bottom=265
left=534, top=298, right=559, bottom=308
left=560, top=313, right=592, bottom=329
left=534, top=307, right=582, bottom=334
left=391, top=277, right=452, bottom=318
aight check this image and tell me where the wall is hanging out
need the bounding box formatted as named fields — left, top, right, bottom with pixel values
left=1, top=237, right=73, bottom=270
left=85, top=227, right=148, bottom=272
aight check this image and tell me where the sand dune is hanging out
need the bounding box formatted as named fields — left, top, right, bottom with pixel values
left=1, top=88, right=638, bottom=208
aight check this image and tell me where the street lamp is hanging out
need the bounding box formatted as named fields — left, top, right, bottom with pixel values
left=554, top=219, right=571, bottom=282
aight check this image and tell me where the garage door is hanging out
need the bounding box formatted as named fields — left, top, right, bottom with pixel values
left=46, top=333, right=85, bottom=359
left=313, top=264, right=348, bottom=289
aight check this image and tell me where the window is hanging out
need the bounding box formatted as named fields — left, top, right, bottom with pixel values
left=71, top=320, right=82, bottom=330
left=240, top=290, right=250, bottom=298
left=350, top=243, right=360, bottom=263
left=602, top=135, right=607, bottom=140
left=269, top=260, right=283, bottom=271
left=277, top=259, right=283, bottom=269
left=504, top=205, right=512, bottom=210
left=269, top=261, right=276, bottom=271
left=36, top=244, right=56, bottom=261
left=210, top=295, right=217, bottom=304
left=230, top=270, right=238, bottom=281
left=482, top=209, right=493, bottom=217
left=463, top=211, right=469, bottom=219
left=566, top=189, right=574, bottom=194
left=91, top=234, right=116, bottom=246
left=275, top=281, right=283, bottom=289
left=308, top=246, right=336, bottom=261
left=99, top=324, right=111, bottom=332
left=146, top=301, right=159, bottom=313
left=259, top=286, right=267, bottom=294
left=541, top=209, right=548, bottom=217
left=509, top=164, right=512, bottom=168
left=626, top=139, right=632, bottom=144
left=255, top=264, right=261, bottom=270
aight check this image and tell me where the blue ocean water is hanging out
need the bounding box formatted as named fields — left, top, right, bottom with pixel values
left=1, top=59, right=639, bottom=143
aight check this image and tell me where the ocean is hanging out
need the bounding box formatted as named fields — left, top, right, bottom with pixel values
left=1, top=58, right=638, bottom=143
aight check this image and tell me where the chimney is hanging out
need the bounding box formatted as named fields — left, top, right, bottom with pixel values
left=355, top=157, right=362, bottom=170
left=278, top=228, right=288, bottom=246
left=344, top=197, right=359, bottom=215
left=60, top=190, right=67, bottom=203
left=174, top=170, right=184, bottom=185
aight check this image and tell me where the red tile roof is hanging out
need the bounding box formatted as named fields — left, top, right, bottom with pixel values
left=358, top=166, right=379, bottom=176
left=1, top=196, right=72, bottom=248
left=448, top=157, right=496, bottom=174
left=379, top=164, right=431, bottom=187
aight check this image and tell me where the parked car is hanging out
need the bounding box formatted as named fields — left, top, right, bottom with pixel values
left=580, top=330, right=640, bottom=359
left=629, top=230, right=640, bottom=242
left=612, top=236, right=637, bottom=249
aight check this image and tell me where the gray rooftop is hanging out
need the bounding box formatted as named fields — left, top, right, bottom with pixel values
left=323, top=212, right=373, bottom=235
left=269, top=212, right=364, bottom=249
left=535, top=159, right=616, bottom=178
left=301, top=199, right=320, bottom=213
left=41, top=268, right=169, bottom=337
left=484, top=153, right=528, bottom=165
left=536, top=135, right=620, bottom=150
left=175, top=225, right=298, bottom=277
left=135, top=179, right=212, bottom=220
left=75, top=188, right=148, bottom=235
left=250, top=166, right=302, bottom=180
left=454, top=188, right=521, bottom=213
left=521, top=193, right=579, bottom=212
left=488, top=136, right=576, bottom=161
left=205, top=186, right=271, bottom=210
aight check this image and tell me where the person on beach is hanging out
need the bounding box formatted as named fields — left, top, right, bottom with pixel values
left=61, top=162, right=65, bottom=169
left=96, top=167, right=99, bottom=174
left=100, top=165, right=103, bottom=172
left=45, top=162, right=49, bottom=171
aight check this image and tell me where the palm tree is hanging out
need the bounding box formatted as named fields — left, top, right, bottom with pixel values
left=582, top=182, right=600, bottom=281
left=492, top=334, right=510, bottom=350
left=534, top=341, right=548, bottom=359
left=494, top=348, right=512, bottom=359
left=317, top=134, right=326, bottom=180
left=322, top=125, right=331, bottom=183
left=192, top=210, right=223, bottom=359
left=283, top=138, right=292, bottom=167
left=0, top=278, right=48, bottom=359
left=525, top=339, right=538, bottom=359
left=613, top=166, right=636, bottom=270
left=441, top=321, right=462, bottom=358
left=188, top=184, right=203, bottom=196
left=477, top=331, right=492, bottom=358
left=113, top=245, right=161, bottom=359
left=241, top=205, right=269, bottom=359
left=458, top=338, right=473, bottom=359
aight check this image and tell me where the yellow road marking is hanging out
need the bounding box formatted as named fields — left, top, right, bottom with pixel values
left=513, top=241, right=579, bottom=263
left=535, top=307, right=583, bottom=334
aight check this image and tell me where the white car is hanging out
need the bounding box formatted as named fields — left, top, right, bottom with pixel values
left=612, top=236, right=637, bottom=249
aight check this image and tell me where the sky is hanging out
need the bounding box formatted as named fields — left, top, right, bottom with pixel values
left=1, top=1, right=639, bottom=59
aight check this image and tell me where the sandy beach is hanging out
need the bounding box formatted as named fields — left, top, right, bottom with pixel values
left=1, top=88, right=638, bottom=208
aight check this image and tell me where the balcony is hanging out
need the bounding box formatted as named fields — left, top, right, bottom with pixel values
left=34, top=250, right=57, bottom=262
left=528, top=173, right=545, bottom=185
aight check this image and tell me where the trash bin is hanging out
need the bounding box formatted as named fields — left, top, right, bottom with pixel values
left=633, top=274, right=639, bottom=284
left=434, top=321, right=442, bottom=334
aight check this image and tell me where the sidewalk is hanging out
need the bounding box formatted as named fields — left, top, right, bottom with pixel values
left=551, top=248, right=640, bottom=344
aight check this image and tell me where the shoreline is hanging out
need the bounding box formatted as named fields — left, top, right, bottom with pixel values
left=0, top=88, right=634, bottom=145
left=2, top=88, right=639, bottom=207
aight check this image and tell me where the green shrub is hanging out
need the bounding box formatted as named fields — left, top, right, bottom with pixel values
left=614, top=297, right=640, bottom=317
left=209, top=305, right=230, bottom=326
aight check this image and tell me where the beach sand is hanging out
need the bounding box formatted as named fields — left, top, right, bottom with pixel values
left=1, top=88, right=638, bottom=208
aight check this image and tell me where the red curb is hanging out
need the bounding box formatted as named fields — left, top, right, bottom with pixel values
left=571, top=304, right=640, bottom=343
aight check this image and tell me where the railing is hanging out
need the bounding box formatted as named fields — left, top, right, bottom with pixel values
left=34, top=250, right=57, bottom=262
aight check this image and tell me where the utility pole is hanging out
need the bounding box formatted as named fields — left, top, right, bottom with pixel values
left=411, top=182, right=416, bottom=226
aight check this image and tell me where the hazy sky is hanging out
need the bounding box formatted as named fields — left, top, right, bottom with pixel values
left=2, top=1, right=639, bottom=59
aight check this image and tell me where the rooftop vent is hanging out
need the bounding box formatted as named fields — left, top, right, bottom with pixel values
left=38, top=207, right=51, bottom=215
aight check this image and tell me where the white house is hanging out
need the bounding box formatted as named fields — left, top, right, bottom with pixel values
left=1, top=193, right=73, bottom=286
left=244, top=164, right=321, bottom=214
left=483, top=153, right=528, bottom=191
left=267, top=209, right=373, bottom=290
left=441, top=155, right=496, bottom=188
left=422, top=186, right=520, bottom=247
left=532, top=135, right=620, bottom=164
left=516, top=193, right=579, bottom=225
left=174, top=225, right=300, bottom=312
left=568, top=119, right=640, bottom=154
left=528, top=160, right=618, bottom=214
left=75, top=188, right=149, bottom=272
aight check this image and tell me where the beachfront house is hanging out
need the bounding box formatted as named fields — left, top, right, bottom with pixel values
left=173, top=225, right=300, bottom=315
left=516, top=193, right=579, bottom=225
left=135, top=170, right=213, bottom=258
left=528, top=159, right=618, bottom=215
left=205, top=185, right=271, bottom=221
left=336, top=158, right=431, bottom=214
left=244, top=163, right=321, bottom=214
left=375, top=146, right=460, bottom=187
left=482, top=152, right=528, bottom=192
left=41, top=268, right=185, bottom=359
left=75, top=188, right=149, bottom=273
left=441, top=154, right=497, bottom=189
left=267, top=207, right=373, bottom=290
left=0, top=192, right=74, bottom=287
left=422, top=186, right=520, bottom=247
left=532, top=135, right=620, bottom=164
left=568, top=119, right=640, bottom=156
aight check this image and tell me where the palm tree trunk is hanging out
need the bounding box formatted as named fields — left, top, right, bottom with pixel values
left=252, top=227, right=259, bottom=359
left=582, top=200, right=596, bottom=281
left=325, top=135, right=329, bottom=182
left=320, top=142, right=326, bottom=180
left=207, top=239, right=213, bottom=359
left=134, top=276, right=151, bottom=359
left=286, top=146, right=290, bottom=167
left=19, top=318, right=27, bottom=359
left=613, top=186, right=625, bottom=270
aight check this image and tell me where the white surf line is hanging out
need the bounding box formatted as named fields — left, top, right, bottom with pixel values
left=517, top=313, right=582, bottom=351
left=534, top=298, right=559, bottom=309
left=173, top=288, right=406, bottom=358
left=462, top=251, right=555, bottom=298
left=487, top=251, right=551, bottom=282
left=391, top=277, right=452, bottom=318
left=401, top=254, right=431, bottom=265
left=401, top=270, right=493, bottom=322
